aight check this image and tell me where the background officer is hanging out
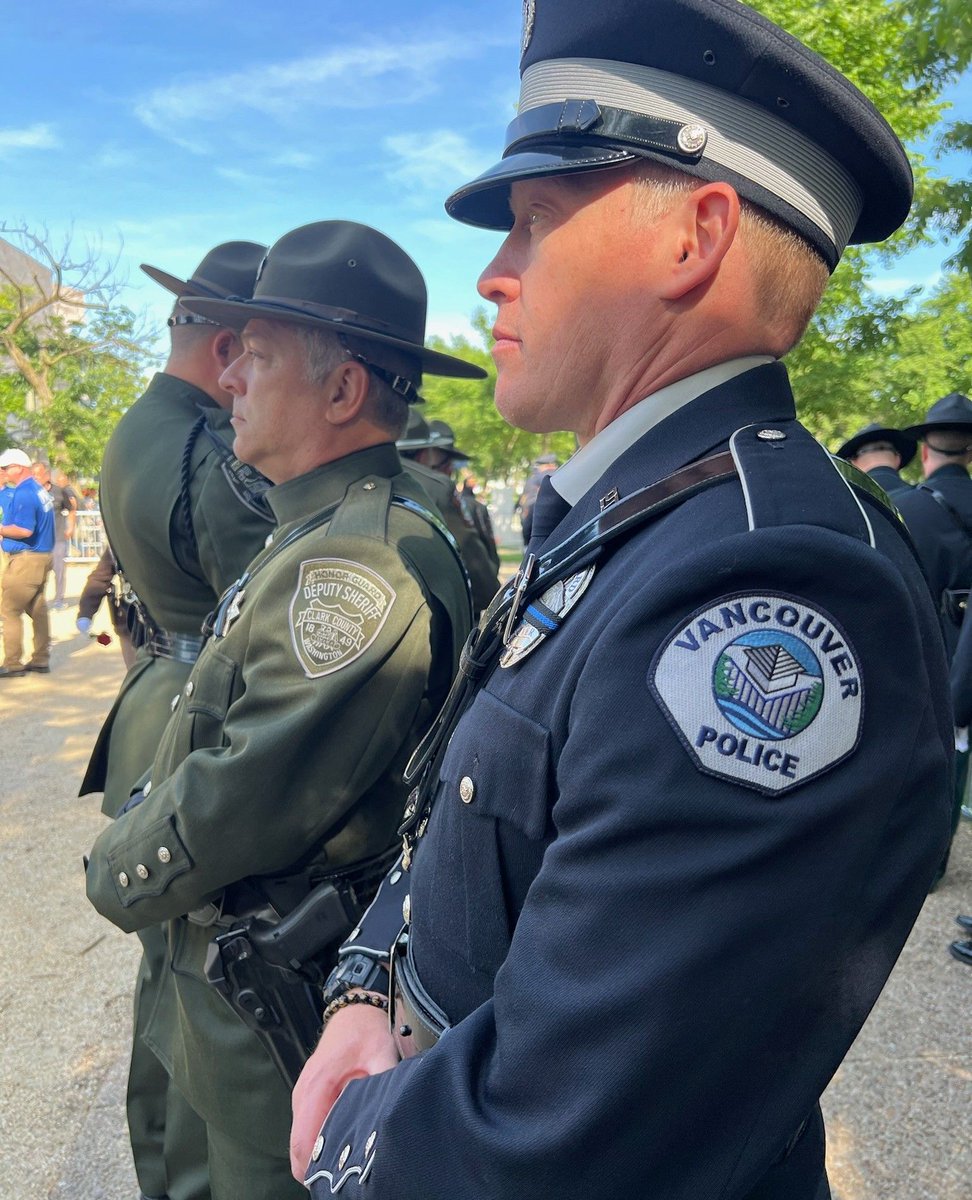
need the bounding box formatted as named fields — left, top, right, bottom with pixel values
left=835, top=422, right=916, bottom=498
left=80, top=241, right=270, bottom=1200
left=291, top=3, right=951, bottom=1197
left=896, top=392, right=972, bottom=884
left=84, top=221, right=481, bottom=1199
left=397, top=408, right=500, bottom=614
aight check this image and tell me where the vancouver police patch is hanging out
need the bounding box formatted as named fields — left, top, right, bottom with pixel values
left=650, top=593, right=863, bottom=795
left=289, top=558, right=395, bottom=679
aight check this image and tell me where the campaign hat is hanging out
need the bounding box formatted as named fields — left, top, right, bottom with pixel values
left=141, top=241, right=268, bottom=299
left=835, top=423, right=916, bottom=469
left=901, top=393, right=972, bottom=440
left=182, top=222, right=487, bottom=381
left=398, top=412, right=472, bottom=459
left=0, top=448, right=32, bottom=469
left=445, top=0, right=913, bottom=269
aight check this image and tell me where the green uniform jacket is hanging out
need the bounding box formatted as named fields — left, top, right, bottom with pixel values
left=81, top=374, right=273, bottom=814
left=85, top=443, right=471, bottom=1150
left=404, top=458, right=500, bottom=615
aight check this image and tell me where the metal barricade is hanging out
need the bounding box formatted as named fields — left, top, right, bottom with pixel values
left=67, top=510, right=107, bottom=563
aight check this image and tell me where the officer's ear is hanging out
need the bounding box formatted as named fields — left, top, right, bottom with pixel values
left=212, top=329, right=241, bottom=369
left=657, top=182, right=739, bottom=301
left=321, top=358, right=371, bottom=428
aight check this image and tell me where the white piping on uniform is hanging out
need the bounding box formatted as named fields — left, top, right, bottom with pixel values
left=729, top=425, right=757, bottom=532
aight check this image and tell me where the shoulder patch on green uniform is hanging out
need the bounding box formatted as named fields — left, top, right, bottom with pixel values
left=289, top=558, right=396, bottom=678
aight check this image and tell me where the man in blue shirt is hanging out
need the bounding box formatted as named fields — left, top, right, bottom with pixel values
left=0, top=448, right=56, bottom=677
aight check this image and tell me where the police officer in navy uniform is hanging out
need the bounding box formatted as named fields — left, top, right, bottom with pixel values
left=895, top=393, right=972, bottom=884
left=291, top=4, right=952, bottom=1197
left=835, top=423, right=916, bottom=499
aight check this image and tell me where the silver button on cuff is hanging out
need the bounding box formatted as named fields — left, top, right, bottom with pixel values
left=185, top=681, right=194, bottom=696
left=312, top=1134, right=325, bottom=1162
left=157, top=846, right=171, bottom=864
left=338, top=1144, right=351, bottom=1169
left=118, top=872, right=130, bottom=888
left=365, top=1131, right=377, bottom=1154
left=402, top=894, right=411, bottom=923
left=459, top=776, right=475, bottom=804
left=135, top=864, right=149, bottom=880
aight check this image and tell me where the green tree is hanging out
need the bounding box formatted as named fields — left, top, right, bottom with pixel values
left=0, top=225, right=156, bottom=476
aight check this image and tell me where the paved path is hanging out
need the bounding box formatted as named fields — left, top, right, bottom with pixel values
left=0, top=565, right=968, bottom=1198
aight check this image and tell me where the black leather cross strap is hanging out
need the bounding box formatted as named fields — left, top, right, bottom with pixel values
left=917, top=483, right=972, bottom=539
left=399, top=450, right=739, bottom=860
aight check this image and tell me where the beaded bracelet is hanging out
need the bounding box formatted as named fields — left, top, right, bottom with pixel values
left=322, top=989, right=389, bottom=1028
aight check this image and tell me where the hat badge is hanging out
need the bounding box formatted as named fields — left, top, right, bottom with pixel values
left=521, top=0, right=536, bottom=55
left=677, top=123, right=708, bottom=155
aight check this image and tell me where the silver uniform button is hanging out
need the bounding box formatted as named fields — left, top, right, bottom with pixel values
left=135, top=864, right=149, bottom=880
left=677, top=122, right=707, bottom=153
left=365, top=1131, right=377, bottom=1154
left=402, top=894, right=411, bottom=923
left=363, top=481, right=376, bottom=491
left=185, top=681, right=194, bottom=696
left=459, top=776, right=475, bottom=804
left=757, top=429, right=786, bottom=441
left=170, top=695, right=179, bottom=712
left=118, top=872, right=130, bottom=887
left=157, top=846, right=171, bottom=864
left=338, top=1144, right=351, bottom=1169
left=389, top=869, right=402, bottom=885
left=312, top=1134, right=325, bottom=1162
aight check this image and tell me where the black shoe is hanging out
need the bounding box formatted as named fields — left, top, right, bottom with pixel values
left=0, top=666, right=26, bottom=678
left=24, top=663, right=51, bottom=673
left=948, top=939, right=972, bottom=966
left=955, top=914, right=972, bottom=933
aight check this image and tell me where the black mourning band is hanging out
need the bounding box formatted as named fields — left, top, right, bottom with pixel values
left=504, top=100, right=707, bottom=163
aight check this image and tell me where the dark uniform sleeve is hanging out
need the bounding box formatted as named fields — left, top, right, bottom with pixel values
left=950, top=610, right=972, bottom=727
left=84, top=535, right=434, bottom=932
left=306, top=522, right=951, bottom=1198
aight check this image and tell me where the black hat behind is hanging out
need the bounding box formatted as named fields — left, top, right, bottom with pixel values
left=397, top=412, right=472, bottom=460
left=834, top=423, right=917, bottom=469
left=181, top=222, right=486, bottom=381
left=901, top=393, right=972, bottom=440
left=445, top=0, right=913, bottom=270
left=141, top=241, right=268, bottom=299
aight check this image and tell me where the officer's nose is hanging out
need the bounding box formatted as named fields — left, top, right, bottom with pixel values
left=477, top=235, right=521, bottom=306
left=220, top=351, right=246, bottom=396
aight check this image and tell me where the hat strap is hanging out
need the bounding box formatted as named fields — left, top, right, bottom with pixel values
left=341, top=342, right=421, bottom=405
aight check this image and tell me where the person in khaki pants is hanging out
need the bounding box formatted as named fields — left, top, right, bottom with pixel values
left=0, top=449, right=55, bottom=677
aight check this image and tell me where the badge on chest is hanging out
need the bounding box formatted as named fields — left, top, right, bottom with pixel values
left=500, top=566, right=596, bottom=668
left=651, top=593, right=863, bottom=794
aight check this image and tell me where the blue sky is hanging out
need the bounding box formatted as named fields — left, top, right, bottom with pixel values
left=0, top=1, right=968, bottom=353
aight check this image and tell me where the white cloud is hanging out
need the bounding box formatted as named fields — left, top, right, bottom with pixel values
left=868, top=271, right=941, bottom=296
left=0, top=123, right=59, bottom=154
left=384, top=130, right=490, bottom=197
left=135, top=38, right=471, bottom=146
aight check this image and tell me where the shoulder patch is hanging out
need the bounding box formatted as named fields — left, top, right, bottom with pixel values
left=289, top=558, right=396, bottom=679
left=649, top=593, right=863, bottom=795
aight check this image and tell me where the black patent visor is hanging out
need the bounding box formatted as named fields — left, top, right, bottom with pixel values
left=445, top=100, right=706, bottom=231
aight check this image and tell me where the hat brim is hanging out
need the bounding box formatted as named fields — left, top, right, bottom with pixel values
left=181, top=296, right=487, bottom=380
left=901, top=421, right=972, bottom=440
left=140, top=264, right=241, bottom=300
left=446, top=146, right=639, bottom=229
left=836, top=428, right=916, bottom=469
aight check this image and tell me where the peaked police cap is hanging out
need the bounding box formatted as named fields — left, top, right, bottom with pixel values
left=141, top=241, right=268, bottom=299
left=182, top=222, right=487, bottom=381
left=445, top=0, right=913, bottom=270
left=835, top=423, right=916, bottom=469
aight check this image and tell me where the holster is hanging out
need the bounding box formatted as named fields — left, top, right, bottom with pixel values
left=942, top=588, right=969, bottom=626
left=391, top=926, right=452, bottom=1055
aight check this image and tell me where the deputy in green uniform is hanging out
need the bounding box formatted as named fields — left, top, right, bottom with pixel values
left=80, top=241, right=271, bottom=1200
left=398, top=408, right=500, bottom=615
left=84, top=220, right=481, bottom=1200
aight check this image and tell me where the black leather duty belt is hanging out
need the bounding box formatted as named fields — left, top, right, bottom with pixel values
left=390, top=926, right=451, bottom=1054
left=146, top=630, right=207, bottom=664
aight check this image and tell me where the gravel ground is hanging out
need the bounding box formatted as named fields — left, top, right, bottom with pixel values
left=1, top=564, right=968, bottom=1199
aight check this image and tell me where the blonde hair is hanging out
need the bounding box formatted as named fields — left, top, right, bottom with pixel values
left=627, top=163, right=830, bottom=351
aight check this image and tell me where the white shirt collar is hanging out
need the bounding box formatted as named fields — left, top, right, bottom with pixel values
left=552, top=357, right=775, bottom=504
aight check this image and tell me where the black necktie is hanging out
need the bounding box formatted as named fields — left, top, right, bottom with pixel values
left=526, top=475, right=572, bottom=556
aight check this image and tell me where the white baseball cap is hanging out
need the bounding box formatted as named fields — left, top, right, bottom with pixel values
left=0, top=449, right=32, bottom=468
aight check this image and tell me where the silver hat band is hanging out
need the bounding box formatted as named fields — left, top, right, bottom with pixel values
left=518, top=58, right=863, bottom=256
